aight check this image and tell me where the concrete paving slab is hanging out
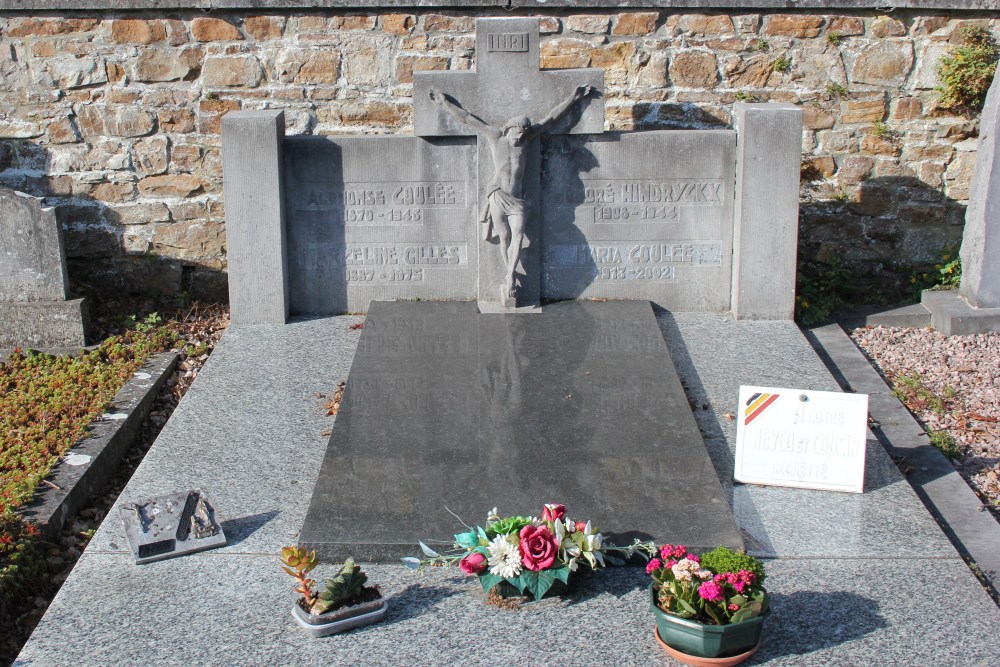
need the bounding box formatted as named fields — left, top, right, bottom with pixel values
left=16, top=310, right=1000, bottom=665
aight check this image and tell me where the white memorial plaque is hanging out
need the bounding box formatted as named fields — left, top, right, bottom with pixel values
left=734, top=386, right=869, bottom=493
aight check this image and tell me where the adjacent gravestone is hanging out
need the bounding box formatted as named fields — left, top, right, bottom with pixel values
left=222, top=17, right=802, bottom=322
left=921, top=66, right=1000, bottom=335
left=0, top=185, right=87, bottom=348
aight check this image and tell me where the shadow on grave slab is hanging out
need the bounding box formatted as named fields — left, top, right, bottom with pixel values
left=758, top=590, right=887, bottom=660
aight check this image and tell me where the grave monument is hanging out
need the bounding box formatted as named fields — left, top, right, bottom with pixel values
left=223, top=17, right=803, bottom=322
left=0, top=185, right=87, bottom=348
left=221, top=17, right=803, bottom=559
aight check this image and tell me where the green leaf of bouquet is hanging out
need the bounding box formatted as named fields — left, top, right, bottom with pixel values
left=550, top=566, right=571, bottom=585
left=477, top=526, right=489, bottom=541
left=454, top=531, right=479, bottom=549
left=531, top=569, right=556, bottom=601
left=478, top=572, right=503, bottom=592
left=605, top=554, right=625, bottom=567
left=400, top=557, right=421, bottom=570
left=419, top=541, right=441, bottom=558
left=507, top=571, right=531, bottom=594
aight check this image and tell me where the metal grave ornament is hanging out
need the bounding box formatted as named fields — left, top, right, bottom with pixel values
left=119, top=489, right=226, bottom=564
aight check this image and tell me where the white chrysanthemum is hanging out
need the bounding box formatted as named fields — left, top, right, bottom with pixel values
left=487, top=535, right=522, bottom=578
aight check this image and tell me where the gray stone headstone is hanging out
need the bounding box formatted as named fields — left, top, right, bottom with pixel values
left=0, top=185, right=86, bottom=348
left=283, top=136, right=478, bottom=315
left=540, top=131, right=735, bottom=311
left=922, top=68, right=1000, bottom=335
left=960, top=65, right=1000, bottom=309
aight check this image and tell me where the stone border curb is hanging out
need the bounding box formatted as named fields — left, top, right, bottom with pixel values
left=805, top=323, right=1000, bottom=598
left=18, top=351, right=179, bottom=541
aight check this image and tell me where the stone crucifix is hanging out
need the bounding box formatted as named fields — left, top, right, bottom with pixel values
left=428, top=84, right=596, bottom=303
left=413, top=17, right=604, bottom=310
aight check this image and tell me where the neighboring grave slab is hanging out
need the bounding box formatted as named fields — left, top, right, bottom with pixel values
left=283, top=136, right=478, bottom=315
left=0, top=185, right=86, bottom=348
left=299, top=300, right=742, bottom=561
left=541, top=131, right=735, bottom=311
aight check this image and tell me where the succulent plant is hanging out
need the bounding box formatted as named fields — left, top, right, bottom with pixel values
left=313, top=558, right=368, bottom=614
left=280, top=545, right=319, bottom=610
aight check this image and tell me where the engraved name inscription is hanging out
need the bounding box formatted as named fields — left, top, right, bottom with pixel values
left=487, top=32, right=529, bottom=52
left=296, top=181, right=465, bottom=225
left=297, top=243, right=469, bottom=285
left=552, top=179, right=726, bottom=210
left=545, top=242, right=723, bottom=282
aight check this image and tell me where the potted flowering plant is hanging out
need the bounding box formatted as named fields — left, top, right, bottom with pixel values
left=648, top=544, right=770, bottom=665
left=405, top=503, right=654, bottom=601
left=280, top=546, right=387, bottom=637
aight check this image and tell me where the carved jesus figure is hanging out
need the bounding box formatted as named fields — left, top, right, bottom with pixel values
left=428, top=85, right=596, bottom=301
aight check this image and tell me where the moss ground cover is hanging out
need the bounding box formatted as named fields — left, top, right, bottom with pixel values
left=0, top=315, right=177, bottom=603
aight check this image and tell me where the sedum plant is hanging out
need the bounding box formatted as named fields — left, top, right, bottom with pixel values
left=280, top=547, right=374, bottom=615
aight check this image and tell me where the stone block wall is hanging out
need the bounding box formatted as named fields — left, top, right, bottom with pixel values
left=0, top=9, right=995, bottom=303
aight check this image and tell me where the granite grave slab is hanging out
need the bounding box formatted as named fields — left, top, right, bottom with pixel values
left=299, top=300, right=741, bottom=561
left=0, top=185, right=86, bottom=347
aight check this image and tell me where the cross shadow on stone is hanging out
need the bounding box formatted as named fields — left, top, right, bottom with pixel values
left=757, top=590, right=887, bottom=660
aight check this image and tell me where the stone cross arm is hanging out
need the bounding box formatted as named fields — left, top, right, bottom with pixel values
left=413, top=17, right=604, bottom=137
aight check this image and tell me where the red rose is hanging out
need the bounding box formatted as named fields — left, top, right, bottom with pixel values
left=519, top=525, right=558, bottom=571
left=459, top=552, right=487, bottom=575
left=541, top=503, right=566, bottom=523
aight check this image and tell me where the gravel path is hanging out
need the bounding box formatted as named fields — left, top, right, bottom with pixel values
left=850, top=326, right=1000, bottom=519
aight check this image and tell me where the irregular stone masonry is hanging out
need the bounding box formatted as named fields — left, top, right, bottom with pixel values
left=0, top=10, right=995, bottom=301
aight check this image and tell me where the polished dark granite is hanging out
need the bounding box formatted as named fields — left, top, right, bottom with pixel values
left=299, top=300, right=741, bottom=560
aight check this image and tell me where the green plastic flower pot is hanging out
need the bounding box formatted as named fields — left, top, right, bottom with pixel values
left=649, top=585, right=769, bottom=659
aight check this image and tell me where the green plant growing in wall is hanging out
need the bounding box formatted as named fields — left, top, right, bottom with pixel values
left=773, top=56, right=791, bottom=73
left=734, top=91, right=756, bottom=102
left=907, top=246, right=962, bottom=299
left=937, top=25, right=999, bottom=113
left=826, top=82, right=848, bottom=98
left=826, top=31, right=844, bottom=46
left=752, top=39, right=770, bottom=52
left=795, top=257, right=854, bottom=326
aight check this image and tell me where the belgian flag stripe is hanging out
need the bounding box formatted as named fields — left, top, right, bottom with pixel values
left=745, top=393, right=779, bottom=426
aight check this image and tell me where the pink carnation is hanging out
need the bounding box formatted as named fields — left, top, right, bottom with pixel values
left=729, top=603, right=740, bottom=612
left=646, top=558, right=662, bottom=575
left=697, top=580, right=724, bottom=603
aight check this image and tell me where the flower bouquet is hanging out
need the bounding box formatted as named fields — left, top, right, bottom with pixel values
left=404, top=503, right=654, bottom=601
left=648, top=544, right=770, bottom=664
